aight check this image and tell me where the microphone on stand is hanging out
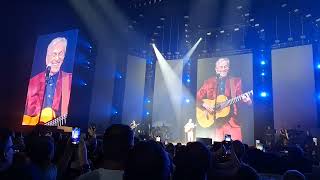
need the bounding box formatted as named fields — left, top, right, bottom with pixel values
left=45, top=65, right=51, bottom=82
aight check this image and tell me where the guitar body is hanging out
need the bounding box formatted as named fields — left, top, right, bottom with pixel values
left=196, top=95, right=230, bottom=128
left=22, top=107, right=56, bottom=125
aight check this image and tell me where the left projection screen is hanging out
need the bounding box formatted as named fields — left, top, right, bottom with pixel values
left=22, top=30, right=78, bottom=126
left=122, top=55, right=146, bottom=125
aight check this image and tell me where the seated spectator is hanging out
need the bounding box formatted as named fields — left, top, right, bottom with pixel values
left=27, top=135, right=57, bottom=180
left=0, top=128, right=14, bottom=178
left=78, top=124, right=133, bottom=180
left=124, top=140, right=171, bottom=180
left=173, top=141, right=211, bottom=180
left=234, top=163, right=259, bottom=180
left=232, top=140, right=245, bottom=162
left=282, top=170, right=305, bottom=180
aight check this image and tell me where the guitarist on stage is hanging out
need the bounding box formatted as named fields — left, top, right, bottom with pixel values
left=196, top=58, right=251, bottom=141
left=23, top=37, right=72, bottom=125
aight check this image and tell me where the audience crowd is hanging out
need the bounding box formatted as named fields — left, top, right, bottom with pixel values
left=0, top=124, right=319, bottom=180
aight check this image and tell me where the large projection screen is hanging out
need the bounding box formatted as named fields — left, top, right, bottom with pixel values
left=122, top=55, right=146, bottom=125
left=272, top=45, right=317, bottom=130
left=197, top=53, right=254, bottom=145
left=152, top=60, right=183, bottom=141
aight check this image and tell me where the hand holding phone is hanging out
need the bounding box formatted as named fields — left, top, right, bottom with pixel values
left=72, top=127, right=81, bottom=145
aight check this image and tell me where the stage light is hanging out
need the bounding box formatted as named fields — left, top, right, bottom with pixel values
left=186, top=78, right=191, bottom=83
left=317, top=64, right=320, bottom=69
left=261, top=72, right=265, bottom=76
left=234, top=27, right=240, bottom=31
left=145, top=98, right=151, bottom=103
left=260, top=92, right=268, bottom=97
left=305, top=14, right=312, bottom=18
left=260, top=60, right=266, bottom=65
left=185, top=98, right=190, bottom=103
left=207, top=32, right=212, bottom=36
left=146, top=111, right=150, bottom=115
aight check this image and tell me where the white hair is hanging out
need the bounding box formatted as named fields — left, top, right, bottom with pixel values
left=47, top=37, right=68, bottom=51
left=215, top=57, right=230, bottom=66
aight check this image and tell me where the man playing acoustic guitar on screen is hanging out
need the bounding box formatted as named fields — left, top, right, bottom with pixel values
left=196, top=57, right=252, bottom=141
left=23, top=37, right=72, bottom=125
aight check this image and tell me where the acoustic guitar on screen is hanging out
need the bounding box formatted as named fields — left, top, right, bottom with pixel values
left=196, top=90, right=253, bottom=128
left=23, top=107, right=67, bottom=126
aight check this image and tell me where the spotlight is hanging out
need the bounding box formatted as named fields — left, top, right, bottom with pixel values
left=317, top=64, right=320, bottom=69
left=261, top=72, right=265, bottom=76
left=146, top=111, right=150, bottom=115
left=187, top=78, right=191, bottom=83
left=260, top=60, right=266, bottom=65
left=260, top=92, right=268, bottom=97
left=185, top=98, right=190, bottom=103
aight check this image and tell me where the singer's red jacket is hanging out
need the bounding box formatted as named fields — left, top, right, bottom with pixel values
left=196, top=76, right=243, bottom=121
left=23, top=71, right=72, bottom=125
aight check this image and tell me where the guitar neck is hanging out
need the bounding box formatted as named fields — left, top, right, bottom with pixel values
left=44, top=114, right=67, bottom=126
left=220, top=90, right=253, bottom=109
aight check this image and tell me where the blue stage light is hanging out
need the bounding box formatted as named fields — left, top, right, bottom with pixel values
left=261, top=72, right=265, bottom=76
left=145, top=98, right=151, bottom=103
left=260, top=60, right=266, bottom=65
left=146, top=111, right=150, bottom=115
left=260, top=91, right=267, bottom=97
left=185, top=98, right=190, bottom=103
left=187, top=78, right=191, bottom=83
left=317, top=64, right=320, bottom=69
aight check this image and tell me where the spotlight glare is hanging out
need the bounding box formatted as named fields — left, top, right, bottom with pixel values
left=260, top=92, right=267, bottom=97
left=261, top=72, right=265, bottom=76
left=260, top=60, right=266, bottom=65
left=185, top=98, right=190, bottom=103
left=305, top=14, right=312, bottom=18
left=317, top=64, right=320, bottom=69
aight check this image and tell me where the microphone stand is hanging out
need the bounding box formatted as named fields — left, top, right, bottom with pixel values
left=38, top=66, right=51, bottom=124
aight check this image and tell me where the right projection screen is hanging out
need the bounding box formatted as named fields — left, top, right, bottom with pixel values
left=272, top=45, right=317, bottom=130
